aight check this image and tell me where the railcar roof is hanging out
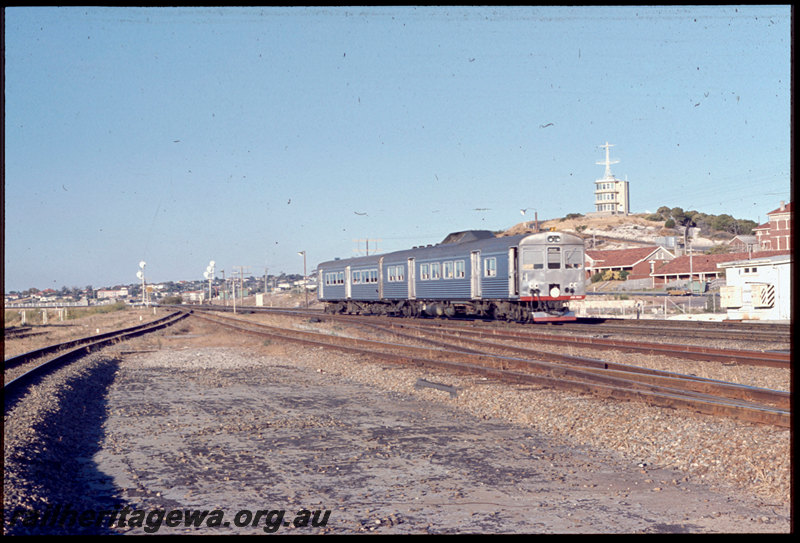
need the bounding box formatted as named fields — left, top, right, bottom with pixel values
left=317, top=231, right=583, bottom=269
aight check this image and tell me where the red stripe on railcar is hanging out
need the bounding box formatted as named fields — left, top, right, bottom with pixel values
left=519, top=295, right=585, bottom=302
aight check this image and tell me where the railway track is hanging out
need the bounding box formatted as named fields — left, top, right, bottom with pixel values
left=183, top=304, right=791, bottom=344
left=3, top=311, right=189, bottom=396
left=569, top=318, right=791, bottom=343
left=359, top=318, right=791, bottom=368
left=188, top=310, right=790, bottom=428
left=3, top=326, right=49, bottom=340
left=188, top=305, right=790, bottom=368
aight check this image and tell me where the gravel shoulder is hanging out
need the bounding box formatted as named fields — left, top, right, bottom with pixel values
left=3, top=316, right=792, bottom=534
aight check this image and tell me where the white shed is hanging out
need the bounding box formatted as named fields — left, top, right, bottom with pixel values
left=717, top=254, right=791, bottom=321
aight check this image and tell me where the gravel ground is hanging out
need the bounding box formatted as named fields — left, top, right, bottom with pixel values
left=3, top=315, right=792, bottom=534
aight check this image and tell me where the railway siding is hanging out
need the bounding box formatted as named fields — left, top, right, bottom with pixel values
left=3, top=311, right=791, bottom=534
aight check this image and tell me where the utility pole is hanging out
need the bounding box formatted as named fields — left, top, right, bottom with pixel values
left=353, top=238, right=382, bottom=256
left=231, top=277, right=236, bottom=314
left=137, top=261, right=147, bottom=306
left=298, top=251, right=308, bottom=308
left=234, top=266, right=250, bottom=306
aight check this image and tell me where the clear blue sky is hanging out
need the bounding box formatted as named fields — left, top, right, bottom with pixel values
left=4, top=6, right=791, bottom=292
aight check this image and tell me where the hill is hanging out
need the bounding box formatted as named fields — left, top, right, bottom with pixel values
left=501, top=213, right=719, bottom=250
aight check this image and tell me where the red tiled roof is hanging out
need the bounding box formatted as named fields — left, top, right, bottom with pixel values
left=652, top=250, right=791, bottom=276
left=585, top=246, right=672, bottom=268
left=767, top=201, right=792, bottom=215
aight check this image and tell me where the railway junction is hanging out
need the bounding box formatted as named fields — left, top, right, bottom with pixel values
left=3, top=307, right=792, bottom=534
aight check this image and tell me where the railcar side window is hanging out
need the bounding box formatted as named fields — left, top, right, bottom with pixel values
left=443, top=261, right=453, bottom=279
left=351, top=269, right=378, bottom=284
left=547, top=247, right=561, bottom=269
left=564, top=248, right=583, bottom=269
left=455, top=260, right=465, bottom=278
left=420, top=263, right=430, bottom=281
left=484, top=257, right=497, bottom=277
left=431, top=262, right=441, bottom=280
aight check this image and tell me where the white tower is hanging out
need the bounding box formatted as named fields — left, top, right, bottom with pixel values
left=594, top=142, right=630, bottom=215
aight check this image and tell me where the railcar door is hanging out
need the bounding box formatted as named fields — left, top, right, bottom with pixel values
left=318, top=270, right=324, bottom=299
left=378, top=257, right=384, bottom=299
left=345, top=266, right=352, bottom=299
left=407, top=258, right=416, bottom=300
left=471, top=251, right=481, bottom=299
left=508, top=247, right=519, bottom=296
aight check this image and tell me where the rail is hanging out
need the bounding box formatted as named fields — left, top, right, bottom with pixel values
left=4, top=311, right=189, bottom=394
left=188, top=310, right=789, bottom=428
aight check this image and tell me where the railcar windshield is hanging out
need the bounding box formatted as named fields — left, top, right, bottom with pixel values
left=522, top=249, right=544, bottom=270
left=547, top=247, right=561, bottom=269
left=564, top=247, right=583, bottom=269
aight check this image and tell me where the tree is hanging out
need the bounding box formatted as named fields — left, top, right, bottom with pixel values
left=711, top=214, right=735, bottom=233
left=670, top=207, right=696, bottom=227
left=735, top=219, right=757, bottom=235
left=670, top=207, right=686, bottom=223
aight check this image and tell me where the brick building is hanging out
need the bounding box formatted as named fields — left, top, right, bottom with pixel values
left=649, top=250, right=791, bottom=286
left=754, top=201, right=792, bottom=251
left=585, top=246, right=675, bottom=281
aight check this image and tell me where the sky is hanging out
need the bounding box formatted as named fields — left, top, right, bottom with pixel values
left=3, top=6, right=792, bottom=293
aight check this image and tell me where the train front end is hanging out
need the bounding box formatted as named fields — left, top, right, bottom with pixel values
left=518, top=231, right=586, bottom=322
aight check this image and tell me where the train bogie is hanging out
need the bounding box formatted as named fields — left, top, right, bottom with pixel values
left=317, top=229, right=586, bottom=323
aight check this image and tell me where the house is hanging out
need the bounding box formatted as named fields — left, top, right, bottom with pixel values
left=585, top=246, right=675, bottom=282
left=650, top=250, right=791, bottom=286
left=718, top=253, right=791, bottom=321
left=180, top=290, right=205, bottom=303
left=727, top=235, right=759, bottom=254
left=97, top=287, right=129, bottom=299
left=754, top=201, right=792, bottom=251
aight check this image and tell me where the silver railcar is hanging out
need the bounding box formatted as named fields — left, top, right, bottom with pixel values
left=318, top=229, right=585, bottom=323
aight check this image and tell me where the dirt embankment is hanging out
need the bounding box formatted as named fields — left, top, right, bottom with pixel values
left=502, top=214, right=719, bottom=249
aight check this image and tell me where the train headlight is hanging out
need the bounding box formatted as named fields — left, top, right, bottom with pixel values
left=549, top=286, right=560, bottom=298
